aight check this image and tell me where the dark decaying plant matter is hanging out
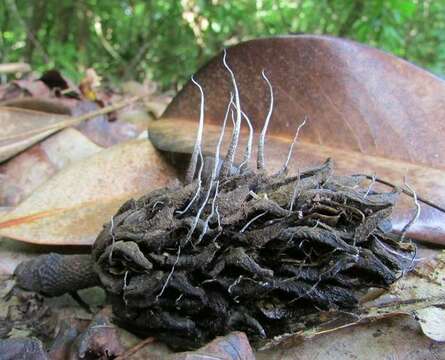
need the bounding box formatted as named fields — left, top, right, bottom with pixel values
left=15, top=49, right=417, bottom=351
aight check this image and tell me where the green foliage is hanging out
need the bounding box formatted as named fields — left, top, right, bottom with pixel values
left=1, top=0, right=444, bottom=88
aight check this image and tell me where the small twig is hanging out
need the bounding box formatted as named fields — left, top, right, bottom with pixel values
left=69, top=96, right=142, bottom=124
left=352, top=174, right=445, bottom=214
left=115, top=336, right=156, bottom=360
left=8, top=96, right=142, bottom=140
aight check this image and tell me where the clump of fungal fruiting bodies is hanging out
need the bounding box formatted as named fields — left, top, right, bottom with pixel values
left=91, top=50, right=416, bottom=350
left=13, top=50, right=418, bottom=351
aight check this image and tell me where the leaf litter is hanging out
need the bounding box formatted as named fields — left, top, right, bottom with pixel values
left=1, top=39, right=445, bottom=358
left=9, top=50, right=445, bottom=359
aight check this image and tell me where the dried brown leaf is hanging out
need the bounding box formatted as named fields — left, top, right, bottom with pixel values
left=151, top=35, right=445, bottom=245
left=0, top=97, right=141, bottom=163
left=1, top=97, right=71, bottom=115
left=257, top=317, right=445, bottom=360
left=169, top=332, right=255, bottom=360
left=0, top=139, right=178, bottom=245
left=0, top=107, right=71, bottom=163
left=415, top=306, right=445, bottom=342
left=0, top=128, right=102, bottom=207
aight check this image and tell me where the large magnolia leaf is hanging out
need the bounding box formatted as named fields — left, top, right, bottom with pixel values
left=0, top=139, right=178, bottom=245
left=149, top=35, right=445, bottom=245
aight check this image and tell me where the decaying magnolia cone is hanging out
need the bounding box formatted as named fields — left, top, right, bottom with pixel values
left=14, top=50, right=416, bottom=351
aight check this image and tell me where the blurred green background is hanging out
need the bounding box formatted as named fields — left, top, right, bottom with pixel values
left=1, top=0, right=444, bottom=89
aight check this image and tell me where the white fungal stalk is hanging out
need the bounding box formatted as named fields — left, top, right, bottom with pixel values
left=258, top=70, right=274, bottom=170
left=185, top=75, right=205, bottom=184
left=221, top=49, right=242, bottom=178
left=280, top=116, right=307, bottom=174
left=230, top=99, right=253, bottom=172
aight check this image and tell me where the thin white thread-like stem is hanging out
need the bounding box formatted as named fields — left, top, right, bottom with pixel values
left=288, top=169, right=301, bottom=214
left=185, top=176, right=214, bottom=244
left=240, top=211, right=268, bottom=233
left=221, top=49, right=242, bottom=178
left=196, top=181, right=220, bottom=245
left=258, top=70, right=274, bottom=170
left=108, top=215, right=116, bottom=264
left=185, top=76, right=205, bottom=184
left=231, top=99, right=253, bottom=172
left=176, top=152, right=204, bottom=216
left=364, top=173, right=376, bottom=198
left=400, top=179, right=421, bottom=242
left=213, top=93, right=233, bottom=180
left=280, top=116, right=307, bottom=174
left=156, top=246, right=181, bottom=300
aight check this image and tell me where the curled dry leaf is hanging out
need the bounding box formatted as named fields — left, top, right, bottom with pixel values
left=257, top=317, right=445, bottom=360
left=1, top=97, right=72, bottom=115
left=69, top=308, right=124, bottom=359
left=150, top=35, right=445, bottom=245
left=0, top=128, right=103, bottom=207
left=0, top=107, right=71, bottom=163
left=170, top=332, right=255, bottom=360
left=415, top=306, right=445, bottom=342
left=0, top=96, right=142, bottom=164
left=0, top=139, right=178, bottom=245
